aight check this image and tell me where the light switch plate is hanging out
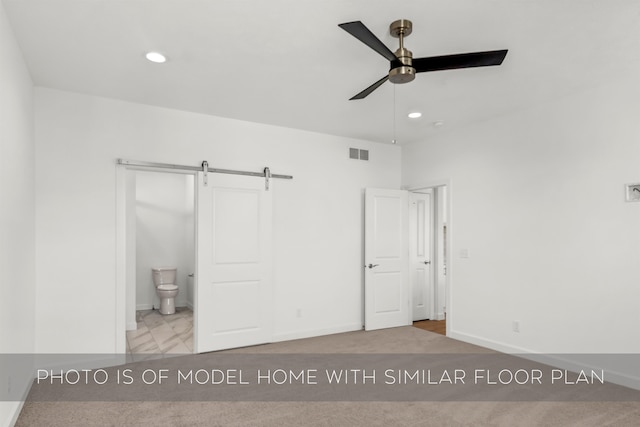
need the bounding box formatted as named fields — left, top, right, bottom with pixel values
left=626, top=183, right=640, bottom=202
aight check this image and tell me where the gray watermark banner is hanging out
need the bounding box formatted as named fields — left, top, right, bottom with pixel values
left=3, top=353, right=640, bottom=402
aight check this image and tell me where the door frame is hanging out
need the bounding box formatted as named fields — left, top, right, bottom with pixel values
left=406, top=181, right=451, bottom=336
left=116, top=164, right=197, bottom=354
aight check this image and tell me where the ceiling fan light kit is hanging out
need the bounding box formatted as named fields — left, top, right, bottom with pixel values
left=338, top=19, right=508, bottom=100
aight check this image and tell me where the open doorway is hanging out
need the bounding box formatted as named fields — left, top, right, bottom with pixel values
left=410, top=185, right=448, bottom=336
left=117, top=160, right=285, bottom=355
left=123, top=168, right=196, bottom=354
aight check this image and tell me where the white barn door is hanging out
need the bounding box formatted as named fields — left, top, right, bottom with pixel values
left=364, top=188, right=410, bottom=331
left=195, top=173, right=273, bottom=353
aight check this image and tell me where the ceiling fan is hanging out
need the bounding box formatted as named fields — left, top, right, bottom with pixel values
left=338, top=19, right=508, bottom=100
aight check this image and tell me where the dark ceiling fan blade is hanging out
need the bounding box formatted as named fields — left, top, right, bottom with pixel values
left=350, top=75, right=389, bottom=100
left=339, top=21, right=398, bottom=62
left=413, top=49, right=508, bottom=73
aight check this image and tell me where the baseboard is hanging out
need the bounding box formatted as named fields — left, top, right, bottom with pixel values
left=126, top=321, right=138, bottom=331
left=449, top=330, right=640, bottom=391
left=136, top=303, right=192, bottom=312
left=34, top=354, right=128, bottom=373
left=4, top=400, right=24, bottom=427
left=3, top=375, right=33, bottom=427
left=5, top=354, right=130, bottom=425
left=272, top=323, right=363, bottom=343
left=521, top=353, right=640, bottom=391
left=448, top=330, right=532, bottom=354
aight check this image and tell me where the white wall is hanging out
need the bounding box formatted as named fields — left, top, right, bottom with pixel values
left=34, top=88, right=401, bottom=353
left=403, top=72, right=640, bottom=354
left=135, top=170, right=194, bottom=310
left=0, top=2, right=35, bottom=425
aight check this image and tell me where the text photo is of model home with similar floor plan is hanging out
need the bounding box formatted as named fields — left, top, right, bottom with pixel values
left=2, top=1, right=640, bottom=425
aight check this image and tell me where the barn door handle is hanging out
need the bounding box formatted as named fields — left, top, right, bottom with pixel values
left=367, top=264, right=379, bottom=269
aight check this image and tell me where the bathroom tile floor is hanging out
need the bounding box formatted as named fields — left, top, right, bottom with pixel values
left=126, top=307, right=193, bottom=359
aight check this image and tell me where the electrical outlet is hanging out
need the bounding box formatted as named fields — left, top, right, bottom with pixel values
left=512, top=320, right=520, bottom=333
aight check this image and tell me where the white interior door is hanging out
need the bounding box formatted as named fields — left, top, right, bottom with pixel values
left=410, top=192, right=433, bottom=321
left=364, top=188, right=410, bottom=331
left=195, top=172, right=273, bottom=353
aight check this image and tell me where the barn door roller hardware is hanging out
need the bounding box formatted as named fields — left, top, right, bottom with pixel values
left=116, top=159, right=293, bottom=191
left=202, top=160, right=209, bottom=186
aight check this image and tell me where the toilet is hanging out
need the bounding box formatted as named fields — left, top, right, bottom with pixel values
left=152, top=267, right=179, bottom=315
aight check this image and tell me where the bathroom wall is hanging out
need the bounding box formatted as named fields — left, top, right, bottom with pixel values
left=0, top=1, right=36, bottom=425
left=135, top=170, right=194, bottom=311
left=34, top=87, right=401, bottom=353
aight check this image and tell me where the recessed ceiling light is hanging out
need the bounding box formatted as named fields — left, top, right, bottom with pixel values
left=407, top=112, right=422, bottom=119
left=432, top=120, right=445, bottom=127
left=145, top=52, right=167, bottom=63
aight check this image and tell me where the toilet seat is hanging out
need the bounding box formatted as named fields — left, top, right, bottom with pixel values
left=157, top=284, right=178, bottom=291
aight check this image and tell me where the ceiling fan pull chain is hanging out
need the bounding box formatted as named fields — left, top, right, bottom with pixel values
left=392, top=85, right=397, bottom=144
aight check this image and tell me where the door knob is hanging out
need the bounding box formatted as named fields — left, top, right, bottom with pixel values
left=367, top=264, right=380, bottom=269
left=423, top=261, right=431, bottom=265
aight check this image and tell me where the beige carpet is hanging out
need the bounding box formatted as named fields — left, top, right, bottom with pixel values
left=15, top=327, right=640, bottom=426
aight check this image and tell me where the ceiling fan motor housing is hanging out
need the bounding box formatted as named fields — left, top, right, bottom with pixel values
left=389, top=47, right=415, bottom=83
left=388, top=19, right=415, bottom=84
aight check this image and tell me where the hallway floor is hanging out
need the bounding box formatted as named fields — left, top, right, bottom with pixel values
left=413, top=319, right=446, bottom=335
left=126, top=307, right=193, bottom=356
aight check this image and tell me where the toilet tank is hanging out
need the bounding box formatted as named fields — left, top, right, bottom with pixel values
left=152, top=267, right=177, bottom=286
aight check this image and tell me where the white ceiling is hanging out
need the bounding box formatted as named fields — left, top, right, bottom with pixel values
left=4, top=0, right=640, bottom=144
